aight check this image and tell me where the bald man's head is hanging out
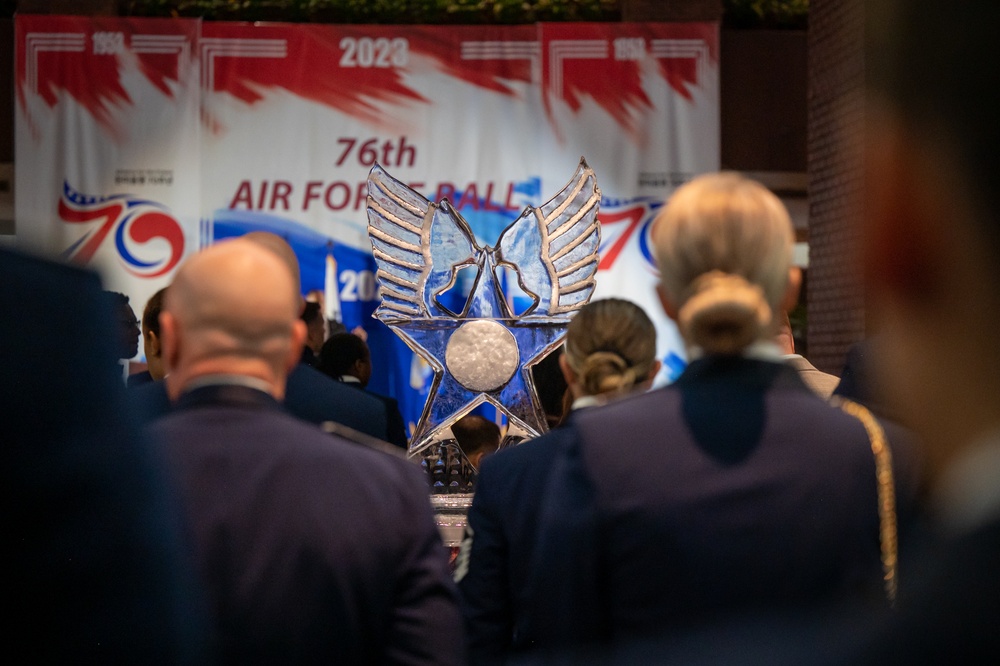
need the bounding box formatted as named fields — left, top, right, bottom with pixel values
left=243, top=231, right=302, bottom=296
left=161, top=238, right=306, bottom=399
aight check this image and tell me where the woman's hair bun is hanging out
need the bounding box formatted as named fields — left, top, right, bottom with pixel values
left=652, top=172, right=794, bottom=355
left=563, top=298, right=658, bottom=398
left=578, top=351, right=638, bottom=396
left=678, top=271, right=772, bottom=355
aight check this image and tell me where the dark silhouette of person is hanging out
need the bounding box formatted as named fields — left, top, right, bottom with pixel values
left=102, top=290, right=140, bottom=382
left=5, top=247, right=205, bottom=661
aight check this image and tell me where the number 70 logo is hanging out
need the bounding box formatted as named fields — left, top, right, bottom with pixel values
left=597, top=202, right=659, bottom=272
left=59, top=183, right=185, bottom=278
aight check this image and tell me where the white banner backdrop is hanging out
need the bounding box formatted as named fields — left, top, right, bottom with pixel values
left=16, top=16, right=202, bottom=318
left=16, top=16, right=719, bottom=425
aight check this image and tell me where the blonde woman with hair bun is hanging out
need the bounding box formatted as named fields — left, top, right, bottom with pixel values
left=653, top=171, right=800, bottom=357
left=560, top=297, right=660, bottom=414
left=458, top=297, right=660, bottom=660
left=516, top=172, right=920, bottom=655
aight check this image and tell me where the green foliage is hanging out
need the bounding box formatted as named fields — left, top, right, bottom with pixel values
left=723, top=0, right=808, bottom=29
left=115, top=0, right=621, bottom=23
left=3, top=0, right=808, bottom=26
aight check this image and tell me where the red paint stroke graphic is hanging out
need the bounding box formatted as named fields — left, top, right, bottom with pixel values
left=400, top=24, right=537, bottom=96
left=136, top=51, right=182, bottom=98
left=17, top=16, right=717, bottom=140
left=542, top=22, right=719, bottom=136
left=201, top=23, right=536, bottom=132
left=16, top=16, right=195, bottom=136
left=58, top=198, right=125, bottom=264
left=203, top=22, right=717, bottom=137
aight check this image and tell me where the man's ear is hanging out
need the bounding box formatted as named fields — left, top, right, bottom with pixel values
left=656, top=283, right=679, bottom=321
left=779, top=266, right=802, bottom=314
left=160, top=312, right=179, bottom=374
left=287, top=320, right=307, bottom=373
left=147, top=329, right=162, bottom=357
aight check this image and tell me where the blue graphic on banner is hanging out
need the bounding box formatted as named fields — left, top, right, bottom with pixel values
left=663, top=350, right=687, bottom=382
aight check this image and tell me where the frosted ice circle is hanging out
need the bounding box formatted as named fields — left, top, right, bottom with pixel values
left=445, top=320, right=520, bottom=392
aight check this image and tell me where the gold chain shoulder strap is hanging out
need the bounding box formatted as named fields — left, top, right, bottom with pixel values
left=830, top=396, right=898, bottom=606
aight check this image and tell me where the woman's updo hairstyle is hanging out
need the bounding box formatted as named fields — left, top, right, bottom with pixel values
left=564, top=298, right=658, bottom=397
left=653, top=172, right=794, bottom=355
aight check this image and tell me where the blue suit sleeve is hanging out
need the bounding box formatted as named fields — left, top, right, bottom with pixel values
left=457, top=460, right=515, bottom=663
left=526, top=432, right=607, bottom=648
left=383, top=464, right=466, bottom=666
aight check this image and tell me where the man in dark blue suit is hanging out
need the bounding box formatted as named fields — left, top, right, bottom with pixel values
left=4, top=247, right=204, bottom=661
left=148, top=237, right=462, bottom=663
left=318, top=331, right=409, bottom=449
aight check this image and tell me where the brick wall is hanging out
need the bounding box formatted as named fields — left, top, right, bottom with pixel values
left=807, top=0, right=866, bottom=374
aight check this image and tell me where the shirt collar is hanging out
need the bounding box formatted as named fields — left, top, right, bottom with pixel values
left=184, top=373, right=274, bottom=395
left=571, top=394, right=606, bottom=411
left=687, top=340, right=784, bottom=363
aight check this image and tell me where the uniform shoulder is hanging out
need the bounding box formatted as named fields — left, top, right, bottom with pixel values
left=288, top=364, right=375, bottom=403
left=573, top=384, right=677, bottom=428
left=479, top=426, right=575, bottom=476
left=276, top=415, right=431, bottom=499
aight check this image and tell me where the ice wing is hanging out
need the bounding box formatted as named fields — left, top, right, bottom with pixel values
left=367, top=164, right=478, bottom=321
left=496, top=158, right=601, bottom=317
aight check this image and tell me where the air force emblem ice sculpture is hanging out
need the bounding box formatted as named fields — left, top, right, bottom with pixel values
left=366, top=159, right=601, bottom=455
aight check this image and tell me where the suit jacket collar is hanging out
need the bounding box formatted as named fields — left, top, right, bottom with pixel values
left=175, top=382, right=283, bottom=413
left=783, top=354, right=815, bottom=373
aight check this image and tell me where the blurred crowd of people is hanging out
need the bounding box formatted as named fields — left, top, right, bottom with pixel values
left=7, top=2, right=999, bottom=662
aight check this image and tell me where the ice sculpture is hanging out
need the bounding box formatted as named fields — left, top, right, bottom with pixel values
left=366, top=159, right=601, bottom=458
